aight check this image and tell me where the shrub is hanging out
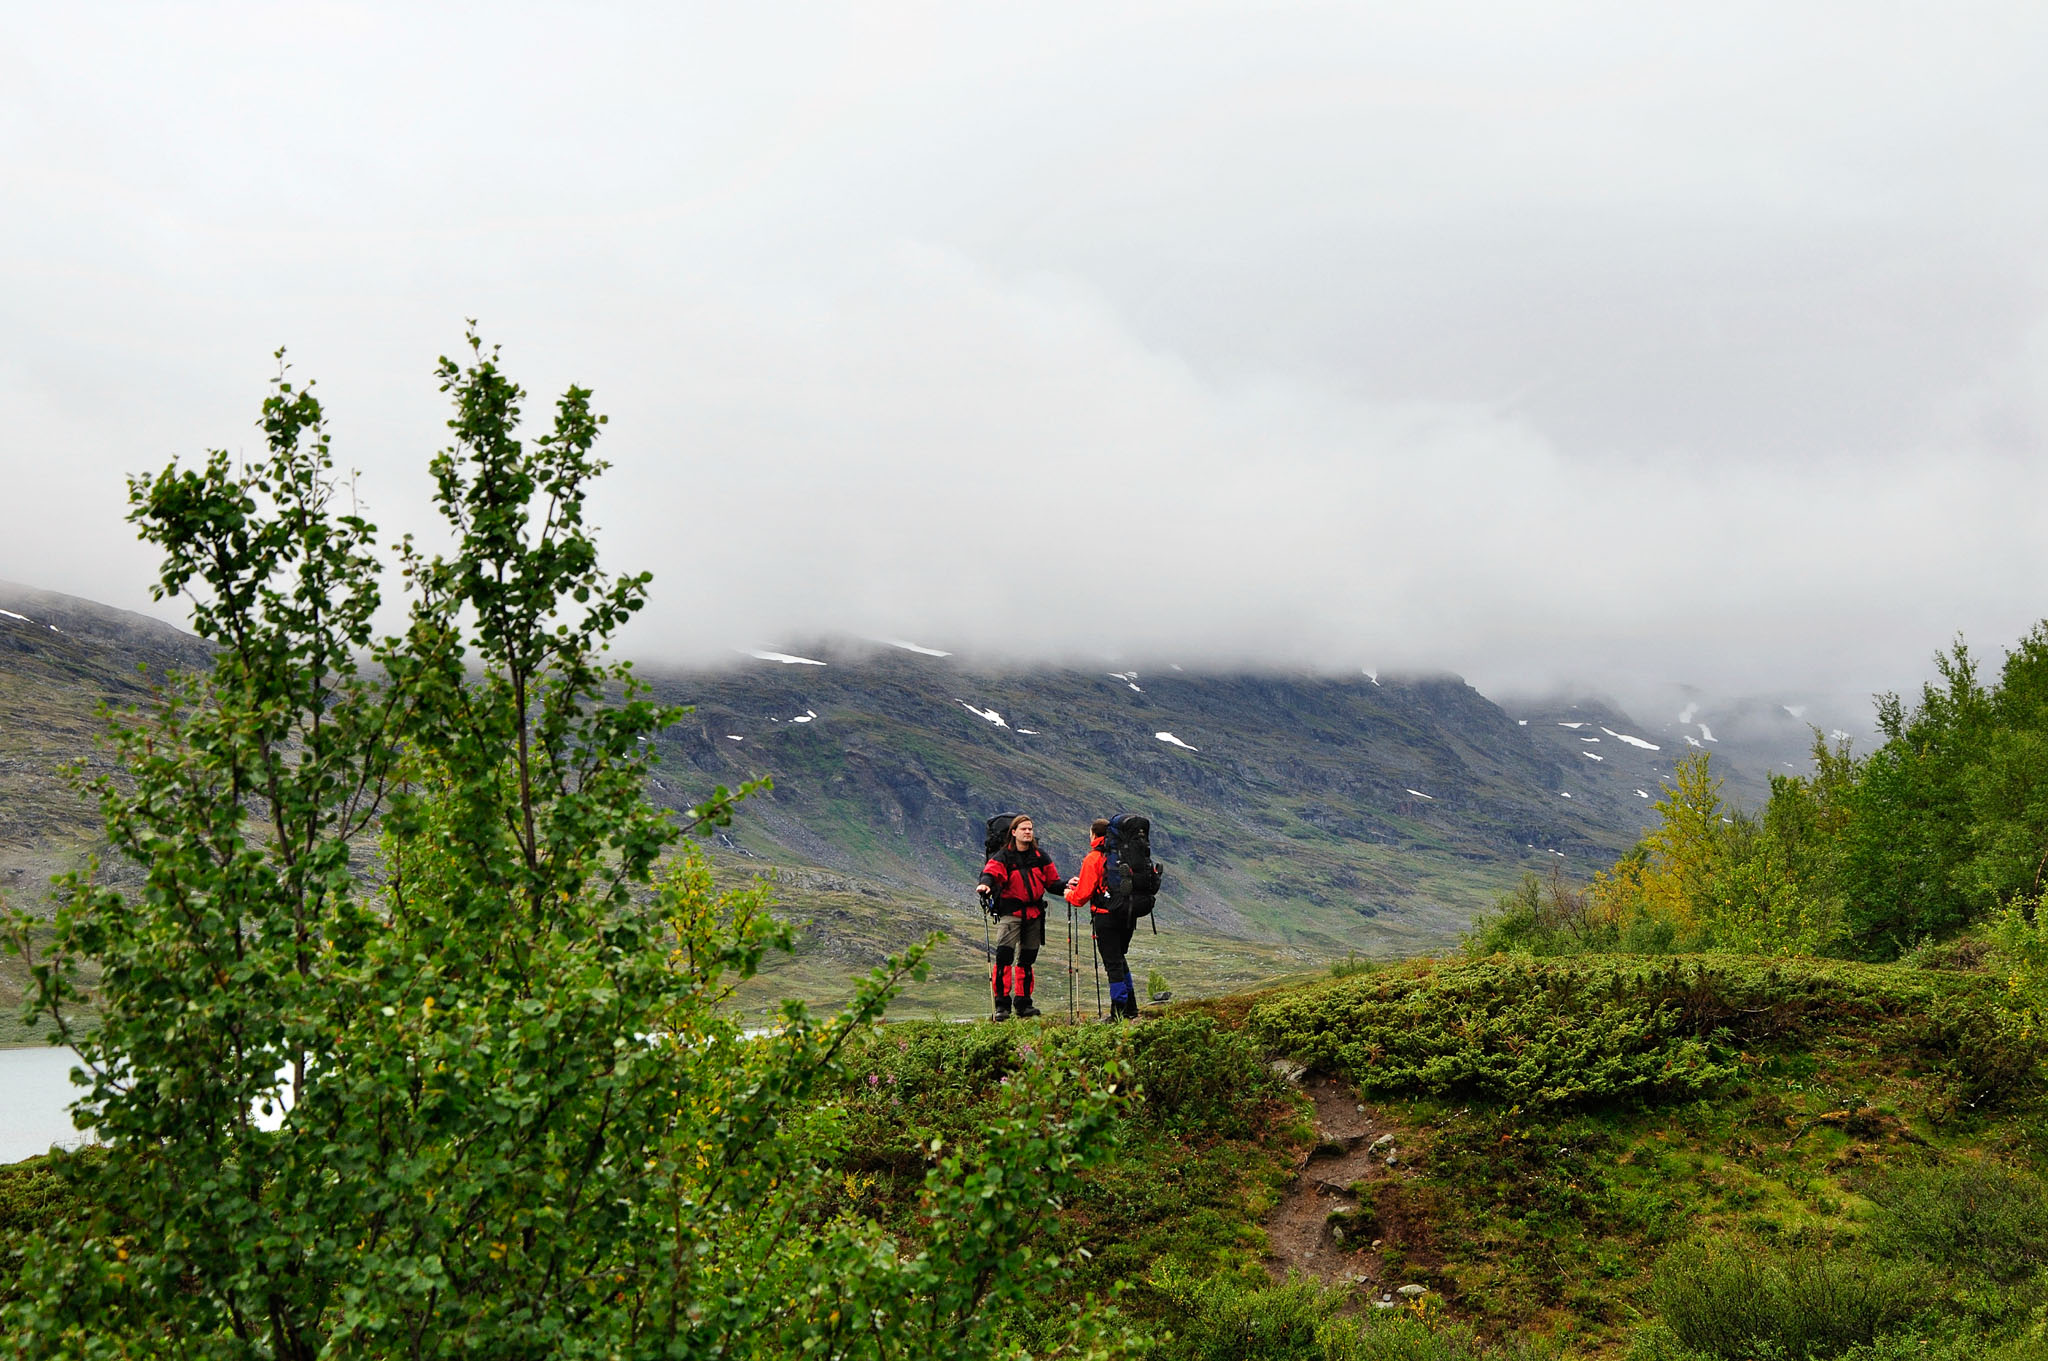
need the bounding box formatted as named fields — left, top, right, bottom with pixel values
left=1466, top=868, right=1615, bottom=958
left=1249, top=958, right=1756, bottom=1108
left=1142, top=1263, right=1546, bottom=1361
left=842, top=1012, right=1280, bottom=1141
left=1863, top=1161, right=2048, bottom=1282
left=1650, top=1239, right=1919, bottom=1359
left=0, top=1153, right=95, bottom=1307
left=1897, top=935, right=1991, bottom=972
left=1124, top=1013, right=1281, bottom=1137
left=1910, top=999, right=2046, bottom=1120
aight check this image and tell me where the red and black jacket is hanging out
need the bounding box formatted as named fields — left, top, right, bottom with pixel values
left=979, top=847, right=1064, bottom=919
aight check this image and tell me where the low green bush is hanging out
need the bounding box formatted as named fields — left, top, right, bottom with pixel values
left=1142, top=1263, right=1550, bottom=1361
left=1649, top=1239, right=1920, bottom=1359
left=0, top=1151, right=96, bottom=1306
left=1251, top=955, right=2004, bottom=1110
left=840, top=1013, right=1280, bottom=1139
left=1839, top=1336, right=2048, bottom=1361
left=1123, top=1013, right=1281, bottom=1137
left=1466, top=871, right=1617, bottom=958
left=1249, top=959, right=1760, bottom=1108
left=1908, top=1000, right=2046, bottom=1120
left=1862, top=1160, right=2048, bottom=1283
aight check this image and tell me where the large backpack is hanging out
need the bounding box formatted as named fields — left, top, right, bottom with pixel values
left=984, top=813, right=1023, bottom=858
left=1102, top=813, right=1161, bottom=918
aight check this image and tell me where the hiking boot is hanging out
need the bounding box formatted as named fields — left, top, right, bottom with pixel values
left=991, top=1000, right=1012, bottom=1021
left=1014, top=999, right=1041, bottom=1019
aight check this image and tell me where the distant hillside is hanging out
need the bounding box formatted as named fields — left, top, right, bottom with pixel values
left=0, top=582, right=214, bottom=911
left=0, top=585, right=1854, bottom=1014
left=632, top=643, right=1846, bottom=955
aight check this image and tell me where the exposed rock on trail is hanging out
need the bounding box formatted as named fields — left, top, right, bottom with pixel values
left=1263, top=1073, right=1440, bottom=1304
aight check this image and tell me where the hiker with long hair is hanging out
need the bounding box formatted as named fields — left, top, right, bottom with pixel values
left=977, top=814, right=1064, bottom=1020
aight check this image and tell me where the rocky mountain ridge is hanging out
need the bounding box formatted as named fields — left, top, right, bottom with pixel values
left=632, top=641, right=1848, bottom=951
left=0, top=585, right=1853, bottom=960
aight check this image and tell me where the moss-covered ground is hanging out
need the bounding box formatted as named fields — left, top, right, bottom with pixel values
left=8, top=948, right=2044, bottom=1357
left=809, top=950, right=2048, bottom=1357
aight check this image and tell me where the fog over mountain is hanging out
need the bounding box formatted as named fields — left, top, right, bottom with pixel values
left=4, top=4, right=2045, bottom=707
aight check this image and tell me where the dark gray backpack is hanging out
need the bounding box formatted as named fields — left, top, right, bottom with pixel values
left=1103, top=813, right=1161, bottom=918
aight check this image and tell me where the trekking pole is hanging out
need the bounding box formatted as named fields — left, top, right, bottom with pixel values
left=1066, top=899, right=1076, bottom=1025
left=981, top=894, right=993, bottom=1010
left=1091, top=919, right=1102, bottom=1021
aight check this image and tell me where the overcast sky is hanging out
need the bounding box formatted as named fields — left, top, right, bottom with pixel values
left=4, top=3, right=2045, bottom=707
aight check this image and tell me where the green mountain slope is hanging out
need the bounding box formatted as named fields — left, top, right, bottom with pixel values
left=0, top=583, right=213, bottom=906
left=0, top=586, right=1828, bottom=1017
left=637, top=645, right=1673, bottom=952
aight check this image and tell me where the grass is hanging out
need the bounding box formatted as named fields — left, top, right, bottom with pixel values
left=8, top=946, right=2045, bottom=1358
left=1226, top=952, right=2048, bottom=1356
left=1646, top=1239, right=1918, bottom=1358
left=804, top=948, right=2048, bottom=1357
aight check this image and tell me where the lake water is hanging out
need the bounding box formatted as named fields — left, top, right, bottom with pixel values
left=1, top=1047, right=94, bottom=1164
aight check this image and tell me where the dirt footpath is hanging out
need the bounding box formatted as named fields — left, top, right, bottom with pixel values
left=1263, top=1073, right=1441, bottom=1306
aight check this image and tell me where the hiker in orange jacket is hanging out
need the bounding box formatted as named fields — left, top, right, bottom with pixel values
left=1067, top=818, right=1142, bottom=1020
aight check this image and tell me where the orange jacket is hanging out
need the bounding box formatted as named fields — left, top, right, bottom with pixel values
left=1065, top=837, right=1109, bottom=912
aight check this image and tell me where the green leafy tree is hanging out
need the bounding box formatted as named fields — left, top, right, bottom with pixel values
left=1465, top=864, right=1614, bottom=957
left=1578, top=753, right=1842, bottom=957
left=5, top=335, right=1128, bottom=1359
left=1965, top=624, right=2048, bottom=907
left=1830, top=645, right=1991, bottom=954
left=1588, top=752, right=1730, bottom=945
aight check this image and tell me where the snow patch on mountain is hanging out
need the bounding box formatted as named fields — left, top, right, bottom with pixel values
left=1155, top=732, right=1198, bottom=751
left=746, top=650, right=827, bottom=666
left=958, top=702, right=1008, bottom=728
left=884, top=639, right=952, bottom=657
